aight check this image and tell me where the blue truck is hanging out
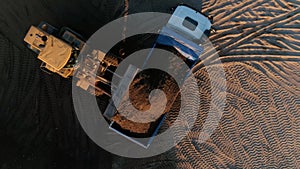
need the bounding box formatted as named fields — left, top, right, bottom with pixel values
left=103, top=4, right=214, bottom=148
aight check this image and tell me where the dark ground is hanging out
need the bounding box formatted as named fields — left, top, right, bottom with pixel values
left=0, top=0, right=202, bottom=169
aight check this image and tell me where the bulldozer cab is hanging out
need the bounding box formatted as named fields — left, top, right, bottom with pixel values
left=24, top=22, right=85, bottom=78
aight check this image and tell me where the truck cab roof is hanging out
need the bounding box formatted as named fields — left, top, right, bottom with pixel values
left=166, top=5, right=212, bottom=42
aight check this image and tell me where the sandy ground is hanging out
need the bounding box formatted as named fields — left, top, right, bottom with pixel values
left=0, top=0, right=300, bottom=169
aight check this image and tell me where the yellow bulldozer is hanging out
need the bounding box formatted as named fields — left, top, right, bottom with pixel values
left=24, top=22, right=85, bottom=78
left=24, top=22, right=119, bottom=96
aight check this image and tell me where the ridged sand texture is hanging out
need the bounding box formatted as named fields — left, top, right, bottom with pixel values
left=114, top=0, right=300, bottom=168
